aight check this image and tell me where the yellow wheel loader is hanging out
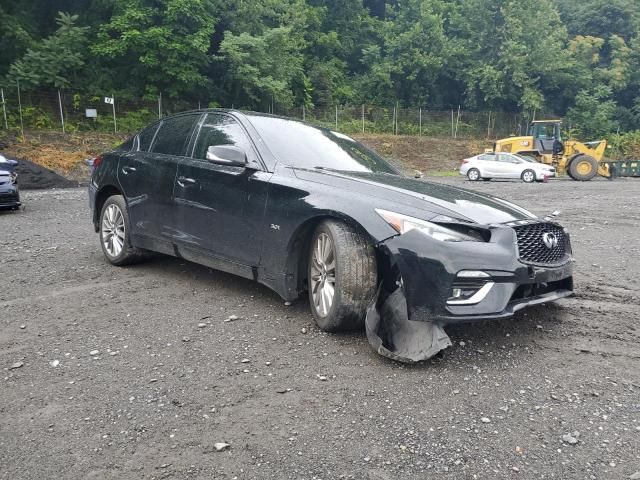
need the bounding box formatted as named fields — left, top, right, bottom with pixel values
left=493, top=120, right=609, bottom=181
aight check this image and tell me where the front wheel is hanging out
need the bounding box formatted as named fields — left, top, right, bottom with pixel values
left=99, top=194, right=145, bottom=266
left=521, top=169, right=536, bottom=183
left=568, top=155, right=598, bottom=181
left=308, top=220, right=377, bottom=332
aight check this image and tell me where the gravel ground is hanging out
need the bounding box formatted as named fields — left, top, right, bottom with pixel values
left=1, top=178, right=639, bottom=480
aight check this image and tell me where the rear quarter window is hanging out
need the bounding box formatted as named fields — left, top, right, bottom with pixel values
left=138, top=124, right=159, bottom=152
left=151, top=114, right=200, bottom=156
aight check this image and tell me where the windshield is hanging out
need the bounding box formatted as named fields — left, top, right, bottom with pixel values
left=246, top=115, right=398, bottom=174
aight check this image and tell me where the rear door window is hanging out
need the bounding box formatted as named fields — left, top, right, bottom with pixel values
left=192, top=113, right=254, bottom=160
left=151, top=114, right=201, bottom=156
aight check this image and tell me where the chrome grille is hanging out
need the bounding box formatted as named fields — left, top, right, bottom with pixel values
left=512, top=222, right=568, bottom=265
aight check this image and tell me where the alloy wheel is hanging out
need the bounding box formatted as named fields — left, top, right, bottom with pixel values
left=102, top=204, right=125, bottom=258
left=522, top=171, right=535, bottom=183
left=310, top=233, right=336, bottom=317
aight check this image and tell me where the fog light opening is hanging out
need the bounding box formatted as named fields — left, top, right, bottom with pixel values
left=447, top=282, right=495, bottom=305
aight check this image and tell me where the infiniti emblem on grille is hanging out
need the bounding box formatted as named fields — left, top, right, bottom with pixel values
left=542, top=232, right=558, bottom=249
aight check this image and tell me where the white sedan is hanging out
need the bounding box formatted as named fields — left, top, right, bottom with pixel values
left=460, top=152, right=556, bottom=183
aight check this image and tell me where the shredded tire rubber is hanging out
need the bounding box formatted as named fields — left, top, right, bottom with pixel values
left=365, top=286, right=452, bottom=363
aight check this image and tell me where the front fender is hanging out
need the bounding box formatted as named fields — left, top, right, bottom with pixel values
left=257, top=168, right=398, bottom=300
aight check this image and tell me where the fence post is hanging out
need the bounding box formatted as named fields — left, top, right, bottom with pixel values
left=391, top=105, right=395, bottom=135
left=302, top=104, right=305, bottom=121
left=451, top=109, right=454, bottom=137
left=419, top=108, right=422, bottom=136
left=454, top=105, right=461, bottom=138
left=158, top=92, right=162, bottom=119
left=1, top=88, right=7, bottom=130
left=58, top=90, right=65, bottom=133
left=335, top=105, right=338, bottom=130
left=112, top=93, right=117, bottom=133
left=362, top=104, right=365, bottom=134
left=17, top=80, right=24, bottom=138
left=487, top=111, right=492, bottom=138
left=396, top=101, right=400, bottom=135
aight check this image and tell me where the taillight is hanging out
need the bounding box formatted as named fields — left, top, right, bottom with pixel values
left=92, top=155, right=103, bottom=168
left=462, top=159, right=470, bottom=164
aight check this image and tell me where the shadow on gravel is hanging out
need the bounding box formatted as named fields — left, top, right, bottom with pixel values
left=110, top=252, right=570, bottom=367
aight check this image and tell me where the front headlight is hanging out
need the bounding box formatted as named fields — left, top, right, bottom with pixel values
left=376, top=209, right=482, bottom=242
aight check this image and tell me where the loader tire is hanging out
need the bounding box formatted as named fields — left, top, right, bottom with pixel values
left=568, top=155, right=598, bottom=181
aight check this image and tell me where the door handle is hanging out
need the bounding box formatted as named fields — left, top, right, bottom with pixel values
left=121, top=166, right=137, bottom=174
left=177, top=176, right=197, bottom=187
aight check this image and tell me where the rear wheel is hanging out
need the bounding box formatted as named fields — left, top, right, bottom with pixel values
left=521, top=169, right=536, bottom=183
left=99, top=195, right=145, bottom=266
left=467, top=168, right=481, bottom=181
left=568, top=155, right=598, bottom=181
left=308, top=220, right=377, bottom=332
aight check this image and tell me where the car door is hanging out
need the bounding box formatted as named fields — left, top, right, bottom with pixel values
left=479, top=153, right=499, bottom=176
left=173, top=113, right=271, bottom=269
left=117, top=114, right=200, bottom=252
left=494, top=153, right=517, bottom=178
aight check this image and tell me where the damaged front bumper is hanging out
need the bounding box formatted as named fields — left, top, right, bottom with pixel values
left=366, top=225, right=574, bottom=363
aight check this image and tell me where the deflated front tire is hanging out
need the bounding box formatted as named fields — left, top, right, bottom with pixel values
left=308, top=220, right=377, bottom=332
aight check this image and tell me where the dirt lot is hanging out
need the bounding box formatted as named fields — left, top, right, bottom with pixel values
left=1, top=177, right=639, bottom=480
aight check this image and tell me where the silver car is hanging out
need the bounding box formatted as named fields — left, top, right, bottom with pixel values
left=460, top=152, right=556, bottom=183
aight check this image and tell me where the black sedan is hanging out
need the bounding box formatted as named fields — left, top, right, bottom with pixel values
left=88, top=110, right=574, bottom=362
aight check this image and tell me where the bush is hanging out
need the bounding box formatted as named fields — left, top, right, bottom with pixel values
left=608, top=131, right=640, bottom=159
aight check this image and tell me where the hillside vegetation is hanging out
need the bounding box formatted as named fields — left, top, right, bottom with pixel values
left=1, top=0, right=640, bottom=140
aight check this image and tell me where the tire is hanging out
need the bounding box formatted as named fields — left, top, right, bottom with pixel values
left=568, top=155, right=598, bottom=181
left=308, top=220, right=377, bottom=332
left=467, top=168, right=481, bottom=181
left=99, top=194, right=145, bottom=266
left=521, top=169, right=536, bottom=183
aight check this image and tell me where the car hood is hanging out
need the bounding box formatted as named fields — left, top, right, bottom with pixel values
left=293, top=169, right=537, bottom=224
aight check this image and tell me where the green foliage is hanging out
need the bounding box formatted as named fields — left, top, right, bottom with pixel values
left=12, top=106, right=55, bottom=129
left=0, top=0, right=639, bottom=135
left=608, top=130, right=640, bottom=158
left=92, top=0, right=217, bottom=97
left=567, top=85, right=619, bottom=138
left=8, top=12, right=88, bottom=89
left=216, top=26, right=305, bottom=108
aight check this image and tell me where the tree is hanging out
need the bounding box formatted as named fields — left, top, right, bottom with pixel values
left=567, top=85, right=619, bottom=138
left=7, top=12, right=88, bottom=89
left=216, top=27, right=306, bottom=109
left=92, top=0, right=218, bottom=97
left=457, top=0, right=574, bottom=112
left=0, top=6, right=33, bottom=79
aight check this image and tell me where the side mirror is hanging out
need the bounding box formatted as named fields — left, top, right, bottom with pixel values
left=206, top=145, right=247, bottom=167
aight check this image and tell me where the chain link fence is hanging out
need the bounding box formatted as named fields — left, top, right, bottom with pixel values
left=0, top=86, right=539, bottom=139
